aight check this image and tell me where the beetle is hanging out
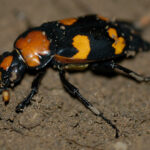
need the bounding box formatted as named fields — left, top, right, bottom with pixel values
left=0, top=14, right=150, bottom=138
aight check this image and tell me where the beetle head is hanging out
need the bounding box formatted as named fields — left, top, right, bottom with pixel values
left=0, top=51, right=26, bottom=94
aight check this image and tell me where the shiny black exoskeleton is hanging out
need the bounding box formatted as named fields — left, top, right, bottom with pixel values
left=0, top=15, right=150, bottom=138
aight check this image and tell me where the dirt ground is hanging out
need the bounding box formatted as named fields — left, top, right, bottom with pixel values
left=0, top=0, right=150, bottom=150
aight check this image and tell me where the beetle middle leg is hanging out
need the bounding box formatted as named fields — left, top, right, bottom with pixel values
left=16, top=71, right=46, bottom=113
left=59, top=70, right=119, bottom=138
left=91, top=61, right=150, bottom=82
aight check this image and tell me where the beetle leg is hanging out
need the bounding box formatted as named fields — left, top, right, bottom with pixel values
left=113, top=63, right=150, bottom=82
left=91, top=61, right=150, bottom=82
left=59, top=70, right=119, bottom=138
left=16, top=71, right=46, bottom=113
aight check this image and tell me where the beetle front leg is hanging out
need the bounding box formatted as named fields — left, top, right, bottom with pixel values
left=59, top=70, right=119, bottom=138
left=16, top=71, right=46, bottom=113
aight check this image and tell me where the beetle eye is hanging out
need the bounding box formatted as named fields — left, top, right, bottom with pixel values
left=10, top=67, right=18, bottom=82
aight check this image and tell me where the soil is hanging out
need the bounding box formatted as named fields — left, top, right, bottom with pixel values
left=0, top=0, right=150, bottom=150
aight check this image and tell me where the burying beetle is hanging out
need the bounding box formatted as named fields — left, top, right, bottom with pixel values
left=0, top=15, right=150, bottom=138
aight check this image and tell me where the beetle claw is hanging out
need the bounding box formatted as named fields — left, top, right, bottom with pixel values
left=16, top=104, right=24, bottom=113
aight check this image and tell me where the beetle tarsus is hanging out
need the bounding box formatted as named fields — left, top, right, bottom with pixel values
left=16, top=99, right=31, bottom=113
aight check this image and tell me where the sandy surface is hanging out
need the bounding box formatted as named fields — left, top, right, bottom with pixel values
left=0, top=0, right=150, bottom=149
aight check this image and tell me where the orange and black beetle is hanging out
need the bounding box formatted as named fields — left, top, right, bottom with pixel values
left=0, top=15, right=150, bottom=138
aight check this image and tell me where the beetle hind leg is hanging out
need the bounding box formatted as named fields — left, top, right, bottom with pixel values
left=91, top=61, right=150, bottom=82
left=59, top=70, right=119, bottom=138
left=114, top=63, right=150, bottom=82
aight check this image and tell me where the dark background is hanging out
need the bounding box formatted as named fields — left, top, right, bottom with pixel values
left=0, top=0, right=150, bottom=149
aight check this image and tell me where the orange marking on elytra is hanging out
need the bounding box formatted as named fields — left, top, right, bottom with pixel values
left=108, top=28, right=126, bottom=55
left=59, top=18, right=77, bottom=26
left=98, top=15, right=109, bottom=21
left=15, top=31, right=50, bottom=67
left=108, top=28, right=118, bottom=39
left=0, top=56, right=13, bottom=70
left=112, top=37, right=125, bottom=54
left=72, top=35, right=91, bottom=59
